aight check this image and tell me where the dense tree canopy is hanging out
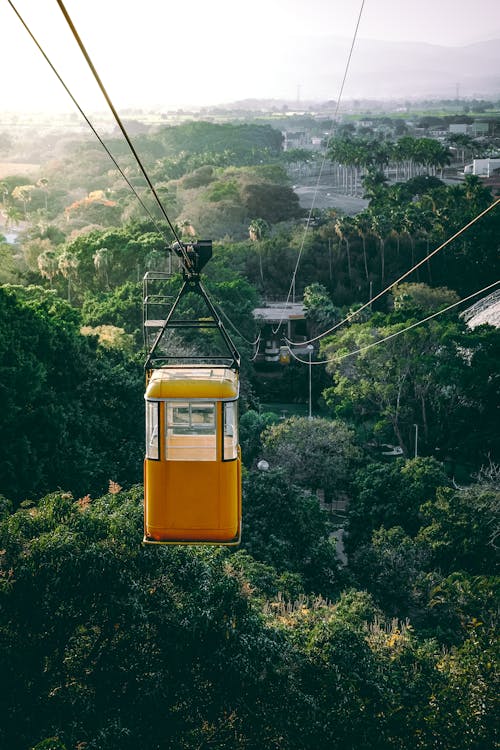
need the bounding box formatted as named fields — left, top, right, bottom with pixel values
left=0, top=286, right=143, bottom=502
left=321, top=287, right=500, bottom=469
left=1, top=111, right=499, bottom=750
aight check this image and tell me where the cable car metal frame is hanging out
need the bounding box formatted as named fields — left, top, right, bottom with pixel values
left=143, top=240, right=242, bottom=546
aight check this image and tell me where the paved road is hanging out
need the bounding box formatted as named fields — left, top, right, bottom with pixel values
left=292, top=172, right=368, bottom=215
left=295, top=184, right=368, bottom=215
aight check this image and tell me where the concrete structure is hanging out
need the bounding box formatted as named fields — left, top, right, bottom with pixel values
left=449, top=121, right=490, bottom=137
left=463, top=158, right=500, bottom=177
left=253, top=302, right=310, bottom=363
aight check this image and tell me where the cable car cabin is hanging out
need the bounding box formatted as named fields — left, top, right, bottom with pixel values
left=143, top=366, right=241, bottom=545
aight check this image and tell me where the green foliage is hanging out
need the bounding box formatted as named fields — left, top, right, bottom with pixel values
left=0, top=286, right=143, bottom=502
left=228, top=550, right=305, bottom=602
left=425, top=628, right=499, bottom=749
left=0, top=476, right=497, bottom=749
left=64, top=224, right=170, bottom=298
left=350, top=526, right=430, bottom=616
left=156, top=121, right=283, bottom=166
left=426, top=572, right=499, bottom=643
left=262, top=416, right=362, bottom=503
left=241, top=182, right=303, bottom=224
left=241, top=469, right=342, bottom=597
left=0, top=240, right=18, bottom=283
left=303, top=281, right=341, bottom=331
left=31, top=739, right=67, bottom=750
left=206, top=178, right=240, bottom=203
left=322, top=307, right=500, bottom=468
left=391, top=282, right=459, bottom=314
left=348, top=457, right=449, bottom=550
left=81, top=281, right=143, bottom=343
left=0, top=487, right=287, bottom=749
left=239, top=409, right=279, bottom=467
left=418, top=477, right=499, bottom=574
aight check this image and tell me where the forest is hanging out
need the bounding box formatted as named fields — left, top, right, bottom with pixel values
left=0, top=116, right=499, bottom=749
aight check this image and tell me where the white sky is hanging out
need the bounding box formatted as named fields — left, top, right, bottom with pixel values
left=0, top=0, right=499, bottom=112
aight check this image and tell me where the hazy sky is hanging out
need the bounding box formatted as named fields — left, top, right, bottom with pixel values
left=1, top=0, right=499, bottom=111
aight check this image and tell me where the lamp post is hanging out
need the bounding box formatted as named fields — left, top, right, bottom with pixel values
left=414, top=423, right=419, bottom=458
left=307, top=344, right=314, bottom=419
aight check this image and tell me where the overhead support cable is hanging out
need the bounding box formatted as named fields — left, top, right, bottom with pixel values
left=213, top=302, right=261, bottom=348
left=286, top=196, right=500, bottom=347
left=6, top=0, right=171, bottom=241
left=287, top=279, right=500, bottom=367
left=52, top=0, right=191, bottom=269
left=272, top=0, right=366, bottom=334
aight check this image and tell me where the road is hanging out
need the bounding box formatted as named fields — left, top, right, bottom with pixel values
left=293, top=174, right=368, bottom=215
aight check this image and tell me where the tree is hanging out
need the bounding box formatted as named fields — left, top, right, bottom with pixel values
left=0, top=286, right=143, bottom=502
left=321, top=301, right=499, bottom=467
left=361, top=167, right=388, bottom=207
left=391, top=282, right=459, bottom=315
left=57, top=250, right=79, bottom=302
left=353, top=211, right=372, bottom=281
left=349, top=525, right=429, bottom=616
left=93, top=246, right=113, bottom=289
left=334, top=215, right=355, bottom=282
left=241, top=468, right=342, bottom=596
left=0, top=240, right=17, bottom=284
left=0, top=486, right=295, bottom=750
left=302, top=282, right=340, bottom=333
left=369, top=212, right=392, bottom=283
left=4, top=203, right=23, bottom=228
left=37, top=248, right=60, bottom=288
left=239, top=410, right=280, bottom=468
left=81, top=281, right=143, bottom=343
left=248, top=217, right=269, bottom=242
left=417, top=473, right=499, bottom=575
left=347, top=457, right=449, bottom=551
left=262, top=416, right=361, bottom=504
left=11, top=183, right=35, bottom=219
left=241, top=183, right=303, bottom=224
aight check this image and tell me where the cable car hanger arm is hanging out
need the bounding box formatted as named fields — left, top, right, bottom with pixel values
left=145, top=242, right=240, bottom=373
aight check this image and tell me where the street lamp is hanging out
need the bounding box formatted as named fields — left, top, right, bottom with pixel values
left=307, top=344, right=314, bottom=419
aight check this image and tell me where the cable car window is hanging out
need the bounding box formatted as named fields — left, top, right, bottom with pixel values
left=166, top=401, right=216, bottom=461
left=223, top=401, right=238, bottom=461
left=146, top=400, right=160, bottom=460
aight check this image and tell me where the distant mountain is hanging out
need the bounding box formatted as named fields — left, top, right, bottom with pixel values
left=274, top=36, right=500, bottom=101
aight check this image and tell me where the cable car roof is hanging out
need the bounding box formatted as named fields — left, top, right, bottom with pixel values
left=146, top=366, right=239, bottom=400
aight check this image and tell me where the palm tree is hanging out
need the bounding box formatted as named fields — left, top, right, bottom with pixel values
left=11, top=184, right=35, bottom=220
left=0, top=180, right=9, bottom=208
left=388, top=208, right=406, bottom=257
left=362, top=168, right=388, bottom=205
left=93, top=247, right=113, bottom=289
left=248, top=218, right=269, bottom=242
left=334, top=216, right=355, bottom=283
left=36, top=177, right=49, bottom=211
left=248, top=218, right=271, bottom=288
left=402, top=205, right=421, bottom=271
left=446, top=133, right=474, bottom=165
left=4, top=204, right=22, bottom=229
left=37, top=248, right=60, bottom=289
left=58, top=250, right=79, bottom=302
left=369, top=213, right=391, bottom=284
left=353, top=212, right=371, bottom=282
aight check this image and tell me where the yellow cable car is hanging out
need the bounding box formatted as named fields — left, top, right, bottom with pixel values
left=143, top=366, right=241, bottom=544
left=142, top=240, right=242, bottom=545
